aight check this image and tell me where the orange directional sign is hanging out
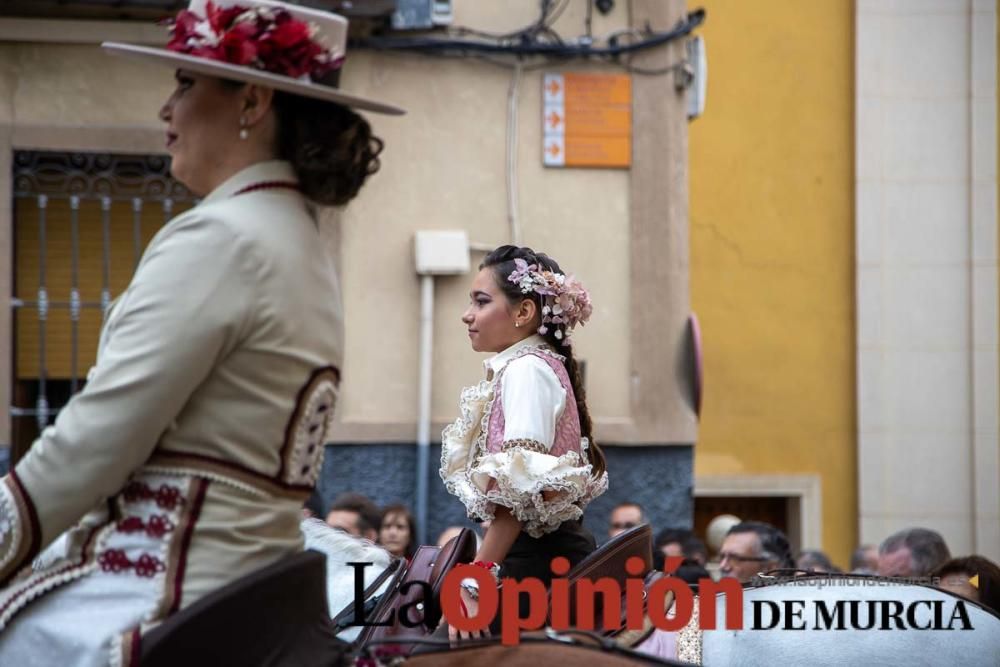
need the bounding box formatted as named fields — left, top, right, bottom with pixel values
left=565, top=137, right=630, bottom=165
left=546, top=108, right=563, bottom=131
left=544, top=136, right=565, bottom=162
left=562, top=72, right=631, bottom=106
left=543, top=72, right=631, bottom=168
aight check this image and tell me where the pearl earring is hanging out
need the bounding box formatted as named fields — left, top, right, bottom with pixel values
left=515, top=322, right=520, bottom=328
left=239, top=117, right=248, bottom=140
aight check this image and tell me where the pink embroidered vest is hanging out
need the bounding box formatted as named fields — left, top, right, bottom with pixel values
left=486, top=350, right=583, bottom=457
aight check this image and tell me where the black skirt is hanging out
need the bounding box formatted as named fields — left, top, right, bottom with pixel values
left=493, top=519, right=596, bottom=631
left=501, top=518, right=596, bottom=584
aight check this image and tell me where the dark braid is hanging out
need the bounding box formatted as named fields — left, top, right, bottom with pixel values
left=561, top=346, right=606, bottom=478
left=481, top=245, right=606, bottom=479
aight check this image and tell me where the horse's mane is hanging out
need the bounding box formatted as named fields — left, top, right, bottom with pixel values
left=300, top=517, right=394, bottom=640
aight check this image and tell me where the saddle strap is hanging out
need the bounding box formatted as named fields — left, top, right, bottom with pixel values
left=331, top=557, right=404, bottom=630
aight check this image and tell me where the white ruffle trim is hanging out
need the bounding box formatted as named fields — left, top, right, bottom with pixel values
left=444, top=442, right=608, bottom=539
left=439, top=379, right=493, bottom=510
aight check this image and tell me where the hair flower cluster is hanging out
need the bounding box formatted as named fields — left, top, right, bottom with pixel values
left=165, top=1, right=342, bottom=81
left=508, top=258, right=593, bottom=346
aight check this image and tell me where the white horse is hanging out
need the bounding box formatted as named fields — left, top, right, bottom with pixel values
left=300, top=518, right=396, bottom=643
left=636, top=574, right=1000, bottom=666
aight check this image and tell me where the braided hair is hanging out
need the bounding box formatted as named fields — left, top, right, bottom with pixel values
left=480, top=245, right=606, bottom=479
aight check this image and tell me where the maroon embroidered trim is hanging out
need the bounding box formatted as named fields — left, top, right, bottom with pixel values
left=146, top=450, right=317, bottom=499
left=98, top=549, right=166, bottom=578
left=232, top=181, right=301, bottom=197
left=116, top=514, right=175, bottom=539
left=0, top=472, right=42, bottom=587
left=278, top=365, right=341, bottom=480
left=169, top=478, right=209, bottom=614
left=123, top=481, right=185, bottom=510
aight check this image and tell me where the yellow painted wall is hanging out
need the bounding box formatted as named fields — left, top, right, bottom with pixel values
left=688, top=1, right=856, bottom=565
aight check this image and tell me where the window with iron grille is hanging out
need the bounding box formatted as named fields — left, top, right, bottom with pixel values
left=10, top=150, right=197, bottom=463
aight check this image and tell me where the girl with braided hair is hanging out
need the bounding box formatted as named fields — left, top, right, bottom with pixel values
left=440, top=245, right=608, bottom=640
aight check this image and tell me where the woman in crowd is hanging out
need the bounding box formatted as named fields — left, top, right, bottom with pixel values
left=378, top=504, right=418, bottom=560
left=0, top=1, right=401, bottom=664
left=439, top=245, right=608, bottom=640
left=934, top=555, right=1000, bottom=615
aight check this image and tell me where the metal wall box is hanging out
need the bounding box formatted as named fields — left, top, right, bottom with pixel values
left=413, top=230, right=469, bottom=275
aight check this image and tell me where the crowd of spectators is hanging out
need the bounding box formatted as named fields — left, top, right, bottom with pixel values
left=606, top=499, right=999, bottom=614
left=305, top=492, right=999, bottom=615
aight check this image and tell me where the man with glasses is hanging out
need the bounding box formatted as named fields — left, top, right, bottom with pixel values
left=718, top=521, right=794, bottom=583
left=608, top=501, right=645, bottom=539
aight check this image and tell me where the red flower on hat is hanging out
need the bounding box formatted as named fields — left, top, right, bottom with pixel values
left=165, top=1, right=340, bottom=81
left=219, top=19, right=259, bottom=65
left=270, top=15, right=311, bottom=48
left=166, top=10, right=201, bottom=51
left=206, top=3, right=245, bottom=33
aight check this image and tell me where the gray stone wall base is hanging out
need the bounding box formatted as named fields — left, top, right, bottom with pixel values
left=318, top=443, right=693, bottom=545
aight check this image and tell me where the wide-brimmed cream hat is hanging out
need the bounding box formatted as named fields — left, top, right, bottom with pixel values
left=103, top=0, right=404, bottom=115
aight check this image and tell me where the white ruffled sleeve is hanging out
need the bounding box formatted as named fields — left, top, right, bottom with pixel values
left=470, top=355, right=604, bottom=538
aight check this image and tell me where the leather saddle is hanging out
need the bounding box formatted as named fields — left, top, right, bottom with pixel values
left=140, top=550, right=349, bottom=667
left=355, top=527, right=478, bottom=654
left=547, top=522, right=654, bottom=635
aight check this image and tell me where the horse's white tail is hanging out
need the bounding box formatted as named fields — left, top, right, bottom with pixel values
left=300, top=518, right=394, bottom=642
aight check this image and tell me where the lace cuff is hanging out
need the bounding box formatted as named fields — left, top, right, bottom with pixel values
left=470, top=443, right=608, bottom=538
left=0, top=473, right=41, bottom=585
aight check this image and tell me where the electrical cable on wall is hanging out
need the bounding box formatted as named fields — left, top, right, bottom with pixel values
left=355, top=8, right=705, bottom=72
left=357, top=2, right=706, bottom=245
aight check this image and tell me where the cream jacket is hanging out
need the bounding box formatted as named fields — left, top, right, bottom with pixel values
left=0, top=161, right=343, bottom=603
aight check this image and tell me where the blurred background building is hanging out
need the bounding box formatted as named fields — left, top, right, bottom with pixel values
left=690, top=0, right=998, bottom=567
left=0, top=0, right=996, bottom=565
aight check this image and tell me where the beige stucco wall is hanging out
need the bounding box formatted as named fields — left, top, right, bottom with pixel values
left=337, top=50, right=631, bottom=435
left=1, top=1, right=695, bottom=448
left=0, top=44, right=170, bottom=128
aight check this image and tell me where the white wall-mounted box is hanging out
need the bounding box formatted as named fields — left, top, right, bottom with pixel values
left=413, top=230, right=470, bottom=275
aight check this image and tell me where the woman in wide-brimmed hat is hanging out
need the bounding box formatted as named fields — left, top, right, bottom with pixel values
left=0, top=1, right=402, bottom=663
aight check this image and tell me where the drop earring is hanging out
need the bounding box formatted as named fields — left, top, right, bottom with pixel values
left=239, top=117, right=248, bottom=140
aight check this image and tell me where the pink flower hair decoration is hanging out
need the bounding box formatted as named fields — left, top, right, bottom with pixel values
left=507, top=258, right=593, bottom=346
